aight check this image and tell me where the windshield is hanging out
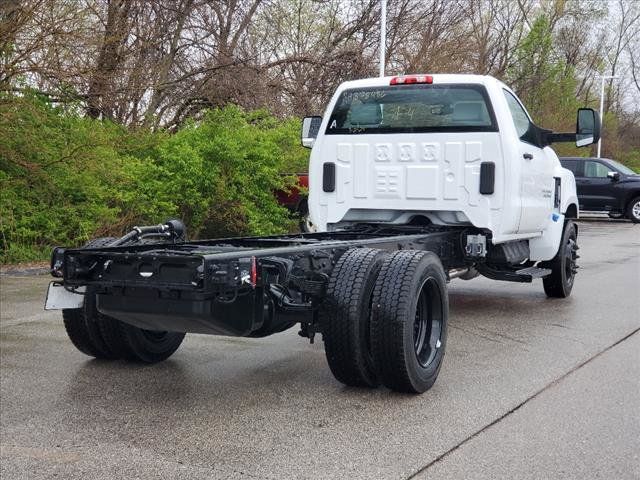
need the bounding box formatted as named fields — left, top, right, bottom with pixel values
left=608, top=159, right=638, bottom=175
left=326, top=84, right=497, bottom=135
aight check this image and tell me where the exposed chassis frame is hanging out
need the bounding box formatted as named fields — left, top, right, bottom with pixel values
left=53, top=224, right=477, bottom=341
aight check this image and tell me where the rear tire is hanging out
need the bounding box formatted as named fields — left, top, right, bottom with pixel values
left=320, top=248, right=389, bottom=388
left=62, top=308, right=108, bottom=358
left=62, top=237, right=118, bottom=359
left=626, top=197, right=640, bottom=223
left=120, top=323, right=185, bottom=363
left=62, top=236, right=184, bottom=363
left=370, top=251, right=448, bottom=394
left=97, top=313, right=185, bottom=363
left=82, top=291, right=120, bottom=359
left=543, top=221, right=578, bottom=298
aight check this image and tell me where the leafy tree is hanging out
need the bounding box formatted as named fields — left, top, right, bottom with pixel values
left=507, top=15, right=580, bottom=131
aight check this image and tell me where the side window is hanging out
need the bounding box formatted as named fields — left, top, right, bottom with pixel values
left=503, top=90, right=531, bottom=139
left=583, top=161, right=610, bottom=178
left=561, top=160, right=578, bottom=174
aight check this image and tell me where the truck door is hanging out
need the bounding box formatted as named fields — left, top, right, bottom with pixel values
left=575, top=160, right=617, bottom=211
left=503, top=90, right=553, bottom=233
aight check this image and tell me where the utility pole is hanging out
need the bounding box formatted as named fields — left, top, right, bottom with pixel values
left=597, top=75, right=619, bottom=158
left=379, top=0, right=387, bottom=77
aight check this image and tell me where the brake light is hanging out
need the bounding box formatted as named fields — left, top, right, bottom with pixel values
left=390, top=75, right=433, bottom=85
left=250, top=256, right=257, bottom=287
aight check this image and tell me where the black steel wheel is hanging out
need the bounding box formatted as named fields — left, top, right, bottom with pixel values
left=543, top=221, right=578, bottom=298
left=370, top=250, right=448, bottom=394
left=413, top=277, right=444, bottom=369
left=320, top=248, right=389, bottom=388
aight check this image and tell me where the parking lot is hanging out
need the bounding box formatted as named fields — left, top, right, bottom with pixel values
left=1, top=220, right=638, bottom=479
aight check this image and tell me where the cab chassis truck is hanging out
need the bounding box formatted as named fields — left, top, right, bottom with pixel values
left=46, top=75, right=600, bottom=394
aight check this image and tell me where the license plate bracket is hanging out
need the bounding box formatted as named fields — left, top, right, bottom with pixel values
left=44, top=282, right=85, bottom=310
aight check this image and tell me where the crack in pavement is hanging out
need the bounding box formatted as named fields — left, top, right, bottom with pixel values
left=449, top=324, right=510, bottom=345
left=405, top=327, right=640, bottom=480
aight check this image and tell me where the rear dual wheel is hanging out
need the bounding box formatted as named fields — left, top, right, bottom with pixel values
left=63, top=302, right=184, bottom=363
left=61, top=237, right=185, bottom=363
left=321, top=248, right=448, bottom=394
left=371, top=251, right=448, bottom=393
left=96, top=312, right=185, bottom=363
left=319, top=248, right=387, bottom=387
left=63, top=296, right=185, bottom=363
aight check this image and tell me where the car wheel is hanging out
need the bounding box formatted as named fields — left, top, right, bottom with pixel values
left=626, top=197, right=640, bottom=223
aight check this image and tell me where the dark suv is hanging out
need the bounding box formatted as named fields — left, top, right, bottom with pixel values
left=560, top=157, right=640, bottom=223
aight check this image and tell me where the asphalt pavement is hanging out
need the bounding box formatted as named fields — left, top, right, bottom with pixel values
left=1, top=220, right=639, bottom=479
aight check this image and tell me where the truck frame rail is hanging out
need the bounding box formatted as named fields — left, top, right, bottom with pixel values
left=52, top=223, right=473, bottom=339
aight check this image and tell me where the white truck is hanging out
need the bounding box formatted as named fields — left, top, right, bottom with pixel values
left=46, top=74, right=599, bottom=394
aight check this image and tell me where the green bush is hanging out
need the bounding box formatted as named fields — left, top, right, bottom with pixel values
left=0, top=94, right=308, bottom=263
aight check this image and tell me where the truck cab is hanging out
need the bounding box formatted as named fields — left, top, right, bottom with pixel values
left=302, top=74, right=597, bottom=260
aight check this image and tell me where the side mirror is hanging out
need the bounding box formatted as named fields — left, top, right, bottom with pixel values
left=576, top=108, right=601, bottom=147
left=607, top=171, right=620, bottom=181
left=301, top=116, right=322, bottom=148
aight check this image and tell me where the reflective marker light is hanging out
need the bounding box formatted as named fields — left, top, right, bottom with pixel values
left=390, top=75, right=433, bottom=85
left=250, top=256, right=257, bottom=286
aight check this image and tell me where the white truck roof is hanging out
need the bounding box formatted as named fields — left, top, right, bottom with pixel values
left=335, top=74, right=505, bottom=91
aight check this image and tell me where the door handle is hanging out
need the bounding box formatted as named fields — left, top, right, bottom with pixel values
left=523, top=153, right=533, bottom=160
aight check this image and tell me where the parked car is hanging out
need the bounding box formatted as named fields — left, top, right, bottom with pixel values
left=275, top=173, right=313, bottom=231
left=560, top=157, right=640, bottom=222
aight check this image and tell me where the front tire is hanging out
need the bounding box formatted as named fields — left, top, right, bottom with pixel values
left=370, top=251, right=448, bottom=394
left=543, top=221, right=578, bottom=298
left=626, top=197, right=640, bottom=223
